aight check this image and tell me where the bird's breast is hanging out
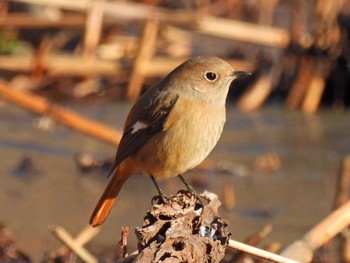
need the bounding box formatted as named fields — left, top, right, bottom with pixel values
left=131, top=99, right=226, bottom=180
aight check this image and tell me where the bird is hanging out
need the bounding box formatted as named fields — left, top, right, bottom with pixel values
left=90, top=56, right=251, bottom=227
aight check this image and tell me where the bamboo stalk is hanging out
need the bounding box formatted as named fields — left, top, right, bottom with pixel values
left=0, top=81, right=122, bottom=145
left=48, top=225, right=97, bottom=263
left=280, top=199, right=350, bottom=262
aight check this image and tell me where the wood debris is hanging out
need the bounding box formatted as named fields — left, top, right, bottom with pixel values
left=128, top=190, right=231, bottom=263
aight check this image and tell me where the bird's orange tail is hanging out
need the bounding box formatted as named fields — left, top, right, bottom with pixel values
left=90, top=164, right=131, bottom=227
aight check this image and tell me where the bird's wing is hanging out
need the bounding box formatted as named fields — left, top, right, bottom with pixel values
left=107, top=94, right=179, bottom=177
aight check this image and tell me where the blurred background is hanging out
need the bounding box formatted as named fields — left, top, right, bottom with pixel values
left=0, top=0, right=350, bottom=262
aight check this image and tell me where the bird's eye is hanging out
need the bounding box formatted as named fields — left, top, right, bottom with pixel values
left=204, top=72, right=217, bottom=82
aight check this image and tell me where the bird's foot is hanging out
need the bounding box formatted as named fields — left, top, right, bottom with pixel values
left=152, top=192, right=176, bottom=205
left=177, top=175, right=205, bottom=207
left=180, top=189, right=205, bottom=208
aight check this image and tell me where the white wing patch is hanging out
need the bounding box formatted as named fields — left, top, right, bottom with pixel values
left=131, top=121, right=149, bottom=134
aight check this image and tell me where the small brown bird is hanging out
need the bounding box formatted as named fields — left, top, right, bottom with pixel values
left=90, top=56, right=250, bottom=227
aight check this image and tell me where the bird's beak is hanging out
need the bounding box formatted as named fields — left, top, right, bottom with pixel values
left=231, top=71, right=252, bottom=79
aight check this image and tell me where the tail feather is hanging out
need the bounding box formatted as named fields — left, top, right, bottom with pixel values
left=90, top=164, right=131, bottom=227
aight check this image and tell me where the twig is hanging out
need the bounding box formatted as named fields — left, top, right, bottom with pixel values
left=257, top=242, right=282, bottom=263
left=119, top=227, right=132, bottom=259
left=232, top=224, right=273, bottom=262
left=48, top=225, right=97, bottom=263
left=227, top=239, right=299, bottom=263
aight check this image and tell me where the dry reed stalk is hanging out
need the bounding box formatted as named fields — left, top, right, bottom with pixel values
left=301, top=75, right=326, bottom=113
left=48, top=225, right=97, bottom=263
left=83, top=0, right=105, bottom=58
left=127, top=19, right=159, bottom=101
left=281, top=199, right=350, bottom=262
left=57, top=225, right=100, bottom=256
left=0, top=14, right=85, bottom=27
left=196, top=16, right=290, bottom=48
left=237, top=71, right=275, bottom=111
left=258, top=0, right=279, bottom=25
left=228, top=239, right=299, bottom=263
left=10, top=0, right=197, bottom=24
left=232, top=224, right=273, bottom=262
left=285, top=58, right=313, bottom=110
left=0, top=81, right=122, bottom=145
left=334, top=156, right=350, bottom=262
left=0, top=55, right=123, bottom=76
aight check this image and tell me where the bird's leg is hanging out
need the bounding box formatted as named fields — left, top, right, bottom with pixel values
left=150, top=175, right=169, bottom=204
left=178, top=174, right=201, bottom=201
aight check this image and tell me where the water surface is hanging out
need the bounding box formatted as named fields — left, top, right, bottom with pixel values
left=0, top=102, right=349, bottom=260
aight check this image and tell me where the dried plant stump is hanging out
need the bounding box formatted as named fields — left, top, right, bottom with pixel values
left=132, top=190, right=230, bottom=263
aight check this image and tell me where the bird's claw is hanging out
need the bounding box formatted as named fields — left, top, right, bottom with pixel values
left=152, top=193, right=175, bottom=205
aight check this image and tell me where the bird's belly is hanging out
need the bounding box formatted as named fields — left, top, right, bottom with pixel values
left=130, top=107, right=225, bottom=180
